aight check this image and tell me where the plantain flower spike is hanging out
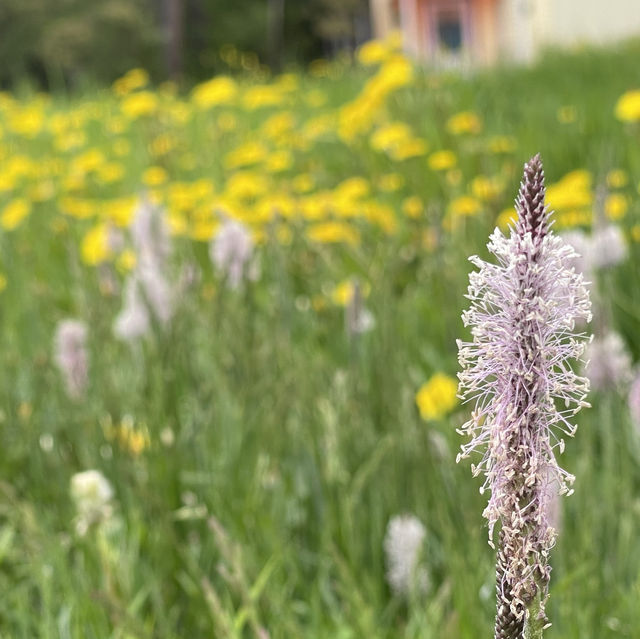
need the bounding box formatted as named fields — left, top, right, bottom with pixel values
left=457, top=155, right=591, bottom=638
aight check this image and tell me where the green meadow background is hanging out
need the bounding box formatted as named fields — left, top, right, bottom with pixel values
left=0, top=34, right=640, bottom=637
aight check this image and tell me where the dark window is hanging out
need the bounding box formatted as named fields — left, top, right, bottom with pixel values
left=437, top=11, right=463, bottom=51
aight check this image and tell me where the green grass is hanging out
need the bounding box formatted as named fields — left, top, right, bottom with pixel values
left=1, top=39, right=640, bottom=637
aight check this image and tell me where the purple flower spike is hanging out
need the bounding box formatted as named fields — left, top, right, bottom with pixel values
left=457, top=155, right=592, bottom=638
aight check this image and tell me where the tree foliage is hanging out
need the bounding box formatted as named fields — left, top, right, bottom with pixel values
left=0, top=0, right=371, bottom=88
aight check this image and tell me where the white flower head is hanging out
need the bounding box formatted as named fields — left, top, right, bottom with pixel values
left=70, top=470, right=114, bottom=535
left=345, top=279, right=375, bottom=336
left=585, top=331, right=632, bottom=391
left=561, top=224, right=627, bottom=274
left=210, top=216, right=255, bottom=289
left=53, top=319, right=88, bottom=400
left=131, top=196, right=171, bottom=267
left=114, top=197, right=174, bottom=340
left=383, top=514, right=428, bottom=596
left=591, top=225, right=627, bottom=269
left=560, top=230, right=593, bottom=275
left=628, top=371, right=640, bottom=434
left=114, top=276, right=150, bottom=340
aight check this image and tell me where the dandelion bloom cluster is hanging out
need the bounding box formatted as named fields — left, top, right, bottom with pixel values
left=457, top=155, right=591, bottom=635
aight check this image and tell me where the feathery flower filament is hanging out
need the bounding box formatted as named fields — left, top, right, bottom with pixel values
left=457, top=155, right=591, bottom=637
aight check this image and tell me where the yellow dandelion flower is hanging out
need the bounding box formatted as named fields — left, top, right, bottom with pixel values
left=615, top=89, right=640, bottom=122
left=370, top=122, right=412, bottom=152
left=8, top=107, right=44, bottom=138
left=546, top=170, right=592, bottom=210
left=242, top=85, right=286, bottom=110
left=143, top=166, right=169, bottom=187
left=72, top=148, right=105, bottom=174
left=448, top=195, right=482, bottom=217
left=402, top=196, right=423, bottom=219
left=225, top=171, right=269, bottom=200
left=306, top=221, right=360, bottom=245
left=487, top=135, right=516, bottom=154
left=0, top=273, right=7, bottom=292
left=121, top=91, right=158, bottom=119
left=428, top=150, right=457, bottom=171
left=415, top=373, right=458, bottom=421
left=116, top=249, right=137, bottom=273
left=1, top=198, right=31, bottom=230
left=193, top=76, right=237, bottom=109
left=357, top=40, right=389, bottom=66
left=364, top=201, right=397, bottom=234
left=265, top=150, right=293, bottom=173
left=331, top=279, right=371, bottom=306
left=224, top=141, right=268, bottom=170
left=496, top=207, right=517, bottom=230
left=446, top=111, right=482, bottom=135
left=103, top=197, right=136, bottom=226
left=112, top=68, right=149, bottom=96
left=335, top=176, right=370, bottom=201
left=471, top=175, right=503, bottom=201
left=81, top=223, right=111, bottom=266
left=59, top=197, right=96, bottom=219
left=390, top=138, right=428, bottom=161
left=605, top=193, right=628, bottom=220
left=260, top=112, right=295, bottom=139
left=168, top=210, right=188, bottom=236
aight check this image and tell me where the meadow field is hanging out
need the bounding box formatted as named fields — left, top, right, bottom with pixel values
left=1, top=35, right=640, bottom=637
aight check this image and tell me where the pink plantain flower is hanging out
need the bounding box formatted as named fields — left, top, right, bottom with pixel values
left=209, top=216, right=256, bottom=289
left=114, top=197, right=174, bottom=339
left=54, top=319, right=89, bottom=400
left=457, top=155, right=591, bottom=638
left=628, top=371, right=640, bottom=434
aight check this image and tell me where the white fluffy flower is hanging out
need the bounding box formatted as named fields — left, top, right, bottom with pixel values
left=345, top=280, right=375, bottom=335
left=628, top=371, right=640, bottom=433
left=53, top=319, right=88, bottom=400
left=560, top=230, right=593, bottom=275
left=131, top=196, right=171, bottom=266
left=585, top=331, right=632, bottom=391
left=210, top=218, right=255, bottom=289
left=383, top=514, right=428, bottom=596
left=591, top=225, right=627, bottom=269
left=561, top=225, right=627, bottom=274
left=70, top=470, right=113, bottom=535
left=114, top=198, right=174, bottom=339
left=114, top=276, right=150, bottom=340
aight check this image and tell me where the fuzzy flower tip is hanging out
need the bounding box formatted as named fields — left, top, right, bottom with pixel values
left=209, top=216, right=256, bottom=289
left=457, top=155, right=591, bottom=632
left=383, top=514, right=428, bottom=596
left=584, top=330, right=632, bottom=392
left=70, top=469, right=113, bottom=535
left=54, top=319, right=89, bottom=400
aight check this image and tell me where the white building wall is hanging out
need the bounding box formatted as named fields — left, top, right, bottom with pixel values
left=498, top=0, right=640, bottom=64
left=541, top=0, right=640, bottom=47
left=498, top=0, right=538, bottom=63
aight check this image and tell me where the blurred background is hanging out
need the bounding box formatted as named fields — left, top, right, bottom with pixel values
left=1, top=1, right=640, bottom=638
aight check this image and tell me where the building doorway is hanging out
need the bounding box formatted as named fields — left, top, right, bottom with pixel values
left=428, top=0, right=471, bottom=63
